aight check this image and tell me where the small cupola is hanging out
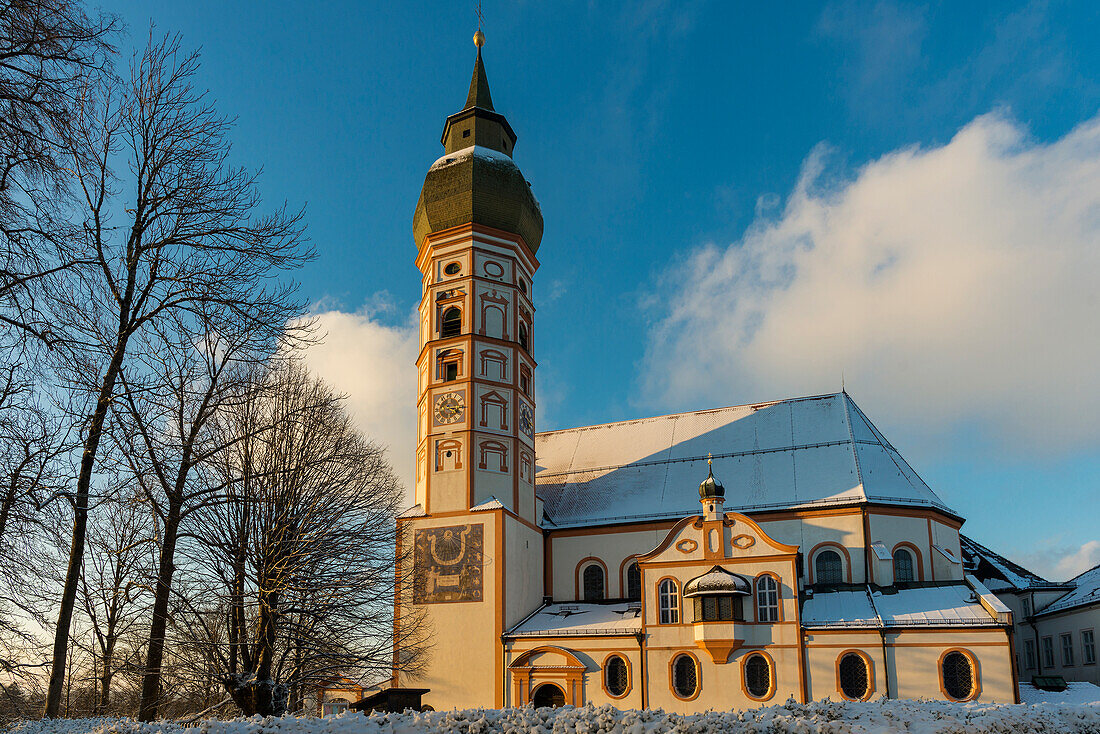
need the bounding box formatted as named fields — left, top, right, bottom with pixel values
left=699, top=455, right=725, bottom=520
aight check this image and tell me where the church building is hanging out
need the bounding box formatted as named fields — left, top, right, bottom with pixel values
left=392, top=33, right=1020, bottom=712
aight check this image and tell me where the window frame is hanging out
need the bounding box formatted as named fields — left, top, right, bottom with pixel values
left=836, top=650, right=875, bottom=702
left=602, top=654, right=631, bottom=699
left=578, top=560, right=606, bottom=602
left=657, top=577, right=680, bottom=624
left=939, top=648, right=980, bottom=702
left=669, top=653, right=700, bottom=701
left=812, top=547, right=846, bottom=585
left=623, top=560, right=641, bottom=601
left=1061, top=633, right=1075, bottom=667
left=1024, top=639, right=1036, bottom=670
left=1083, top=629, right=1096, bottom=666
left=755, top=573, right=781, bottom=622
left=440, top=306, right=462, bottom=338
left=1042, top=636, right=1055, bottom=669
left=741, top=651, right=776, bottom=702
left=892, top=547, right=916, bottom=583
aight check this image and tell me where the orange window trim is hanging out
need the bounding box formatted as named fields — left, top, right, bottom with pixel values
left=575, top=556, right=608, bottom=601
left=753, top=572, right=784, bottom=622
left=891, top=541, right=925, bottom=582
left=808, top=541, right=853, bottom=584
left=938, top=647, right=982, bottom=702
left=740, top=650, right=778, bottom=702
left=654, top=576, right=681, bottom=624
left=834, top=649, right=876, bottom=702
left=669, top=651, right=702, bottom=701
left=600, top=653, right=632, bottom=700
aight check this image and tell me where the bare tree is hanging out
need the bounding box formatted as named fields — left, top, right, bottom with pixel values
left=41, top=32, right=311, bottom=718
left=178, top=363, right=421, bottom=717
left=0, top=0, right=118, bottom=344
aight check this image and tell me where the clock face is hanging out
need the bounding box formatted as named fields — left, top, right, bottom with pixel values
left=434, top=391, right=466, bottom=424
left=519, top=403, right=534, bottom=438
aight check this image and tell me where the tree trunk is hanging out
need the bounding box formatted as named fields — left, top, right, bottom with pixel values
left=43, top=341, right=128, bottom=718
left=137, top=506, right=181, bottom=721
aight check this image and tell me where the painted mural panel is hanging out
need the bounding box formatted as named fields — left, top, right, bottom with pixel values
left=414, top=524, right=484, bottom=603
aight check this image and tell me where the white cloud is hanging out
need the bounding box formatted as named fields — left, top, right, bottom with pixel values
left=642, top=112, right=1100, bottom=455
left=299, top=306, right=419, bottom=506
left=1018, top=540, right=1100, bottom=582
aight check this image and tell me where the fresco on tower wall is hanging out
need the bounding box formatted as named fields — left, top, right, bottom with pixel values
left=413, top=524, right=484, bottom=603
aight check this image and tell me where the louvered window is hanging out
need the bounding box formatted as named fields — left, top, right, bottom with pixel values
left=441, top=307, right=461, bottom=338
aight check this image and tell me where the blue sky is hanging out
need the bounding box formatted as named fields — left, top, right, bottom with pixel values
left=99, top=1, right=1100, bottom=580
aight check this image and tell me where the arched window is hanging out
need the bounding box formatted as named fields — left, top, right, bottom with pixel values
left=532, top=683, right=564, bottom=708
left=518, top=322, right=529, bottom=351
left=815, top=549, right=844, bottom=585
left=756, top=574, right=779, bottom=622
left=941, top=650, right=976, bottom=700
left=893, top=548, right=915, bottom=583
left=838, top=652, right=871, bottom=700
left=671, top=654, right=698, bottom=699
left=604, top=655, right=629, bottom=697
left=658, top=578, right=679, bottom=624
left=441, top=307, right=461, bottom=338
left=743, top=653, right=772, bottom=700
left=583, top=564, right=605, bottom=601
left=626, top=562, right=641, bottom=601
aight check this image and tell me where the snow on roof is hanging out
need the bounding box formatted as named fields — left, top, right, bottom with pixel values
left=398, top=504, right=426, bottom=519
left=803, top=584, right=1002, bottom=628
left=470, top=496, right=504, bottom=512
left=871, top=584, right=1001, bottom=627
left=534, top=393, right=954, bottom=528
left=505, top=602, right=642, bottom=638
left=683, top=566, right=751, bottom=597
left=801, top=589, right=879, bottom=628
left=959, top=534, right=1064, bottom=592
left=1039, top=563, right=1100, bottom=616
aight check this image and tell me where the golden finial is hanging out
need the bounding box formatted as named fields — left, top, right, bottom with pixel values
left=474, top=1, right=485, bottom=48
left=707, top=453, right=713, bottom=469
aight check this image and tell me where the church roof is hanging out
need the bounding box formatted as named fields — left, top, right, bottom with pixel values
left=505, top=602, right=642, bottom=638
left=534, top=392, right=955, bottom=528
left=801, top=582, right=1007, bottom=629
left=958, top=534, right=1067, bottom=592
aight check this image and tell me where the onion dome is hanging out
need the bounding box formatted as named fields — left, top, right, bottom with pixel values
left=683, top=566, right=751, bottom=598
left=412, top=33, right=544, bottom=252
left=699, top=456, right=725, bottom=500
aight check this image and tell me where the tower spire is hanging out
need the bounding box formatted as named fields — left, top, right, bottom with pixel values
left=465, top=36, right=494, bottom=111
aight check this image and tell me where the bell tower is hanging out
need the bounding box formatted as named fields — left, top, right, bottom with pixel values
left=395, top=30, right=544, bottom=710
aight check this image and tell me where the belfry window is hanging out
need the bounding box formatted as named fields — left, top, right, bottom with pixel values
left=583, top=564, right=605, bottom=601
left=893, top=548, right=915, bottom=582
left=815, top=549, right=844, bottom=585
left=441, top=307, right=461, bottom=338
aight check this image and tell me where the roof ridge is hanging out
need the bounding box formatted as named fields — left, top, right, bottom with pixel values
left=536, top=391, right=844, bottom=437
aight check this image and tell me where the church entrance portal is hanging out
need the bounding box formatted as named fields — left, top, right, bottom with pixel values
left=532, top=683, right=565, bottom=708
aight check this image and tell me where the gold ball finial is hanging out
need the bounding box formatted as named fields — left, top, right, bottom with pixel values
left=473, top=29, right=485, bottom=48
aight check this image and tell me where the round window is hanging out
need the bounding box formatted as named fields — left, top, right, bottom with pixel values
left=605, top=655, right=628, bottom=697
left=444, top=262, right=461, bottom=276
left=484, top=261, right=504, bottom=278
left=671, top=654, right=698, bottom=698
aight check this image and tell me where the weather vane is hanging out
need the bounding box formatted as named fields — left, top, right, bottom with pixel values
left=474, top=1, right=486, bottom=48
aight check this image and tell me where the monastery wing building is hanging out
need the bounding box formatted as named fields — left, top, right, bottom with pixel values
left=392, top=34, right=1019, bottom=712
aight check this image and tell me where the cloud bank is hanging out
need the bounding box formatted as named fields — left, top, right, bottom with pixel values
left=642, top=112, right=1100, bottom=455
left=299, top=307, right=419, bottom=506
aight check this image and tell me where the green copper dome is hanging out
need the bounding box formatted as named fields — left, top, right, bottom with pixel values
left=413, top=45, right=543, bottom=252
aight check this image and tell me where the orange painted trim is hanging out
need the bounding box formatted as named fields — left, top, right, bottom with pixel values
left=575, top=556, right=608, bottom=601
left=938, top=648, right=982, bottom=702
left=891, top=541, right=926, bottom=582
left=495, top=509, right=505, bottom=709
left=669, top=652, right=702, bottom=701
left=749, top=507, right=863, bottom=523
left=740, top=650, right=777, bottom=702
left=867, top=505, right=963, bottom=529
left=655, top=576, right=681, bottom=624
left=808, top=542, right=853, bottom=584
left=600, top=653, right=632, bottom=700
left=510, top=645, right=585, bottom=669
left=806, top=641, right=1010, bottom=648
left=643, top=552, right=798, bottom=569
left=637, top=516, right=701, bottom=561
left=834, top=649, right=876, bottom=701
left=753, top=572, right=783, bottom=623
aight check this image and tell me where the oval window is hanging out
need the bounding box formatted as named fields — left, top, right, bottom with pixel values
left=484, top=261, right=504, bottom=278
left=605, top=655, right=628, bottom=697
left=839, top=652, right=870, bottom=700
left=744, top=653, right=771, bottom=699
left=942, top=651, right=974, bottom=700
left=671, top=654, right=698, bottom=698
left=444, top=262, right=461, bottom=276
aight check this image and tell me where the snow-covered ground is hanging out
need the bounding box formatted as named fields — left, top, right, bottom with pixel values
left=1019, top=680, right=1100, bottom=705
left=10, top=696, right=1100, bottom=734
